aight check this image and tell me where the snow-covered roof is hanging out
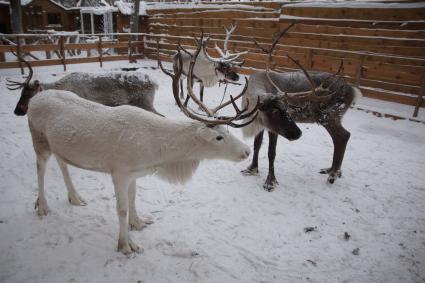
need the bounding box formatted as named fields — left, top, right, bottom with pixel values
left=114, top=0, right=273, bottom=16
left=0, top=0, right=115, bottom=9
left=80, top=5, right=117, bottom=14
left=114, top=0, right=147, bottom=16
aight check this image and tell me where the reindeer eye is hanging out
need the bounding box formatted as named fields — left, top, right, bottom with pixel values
left=216, top=135, right=224, bottom=141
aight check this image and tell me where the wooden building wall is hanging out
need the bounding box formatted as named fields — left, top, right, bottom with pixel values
left=21, top=0, right=74, bottom=31
left=0, top=4, right=11, bottom=34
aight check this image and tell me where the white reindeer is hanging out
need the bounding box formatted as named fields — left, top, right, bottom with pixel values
left=172, top=22, right=247, bottom=104
left=26, top=38, right=258, bottom=254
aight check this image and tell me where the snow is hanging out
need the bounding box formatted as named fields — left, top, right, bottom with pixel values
left=283, top=1, right=425, bottom=9
left=1, top=59, right=425, bottom=283
left=114, top=0, right=272, bottom=16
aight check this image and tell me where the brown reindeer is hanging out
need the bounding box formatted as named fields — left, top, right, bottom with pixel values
left=241, top=24, right=362, bottom=191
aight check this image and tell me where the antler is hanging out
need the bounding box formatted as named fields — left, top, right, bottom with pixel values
left=255, top=23, right=341, bottom=104
left=6, top=57, right=34, bottom=90
left=202, top=21, right=248, bottom=65
left=158, top=34, right=258, bottom=128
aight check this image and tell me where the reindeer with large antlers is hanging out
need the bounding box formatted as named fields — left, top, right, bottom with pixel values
left=24, top=33, right=257, bottom=254
left=241, top=23, right=362, bottom=191
left=172, top=21, right=247, bottom=104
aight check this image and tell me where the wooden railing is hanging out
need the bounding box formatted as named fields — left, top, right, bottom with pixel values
left=0, top=33, right=148, bottom=73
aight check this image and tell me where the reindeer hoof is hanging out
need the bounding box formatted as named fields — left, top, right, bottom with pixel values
left=319, top=168, right=331, bottom=174
left=241, top=167, right=258, bottom=176
left=118, top=237, right=142, bottom=255
left=263, top=177, right=278, bottom=192
left=263, top=183, right=275, bottom=192
left=327, top=170, right=342, bottom=184
left=68, top=193, right=87, bottom=206
left=35, top=197, right=49, bottom=217
left=129, top=216, right=154, bottom=231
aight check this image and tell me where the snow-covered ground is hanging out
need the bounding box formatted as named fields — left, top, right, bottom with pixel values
left=0, top=60, right=424, bottom=283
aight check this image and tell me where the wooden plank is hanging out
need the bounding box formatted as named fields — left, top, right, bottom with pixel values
left=64, top=43, right=98, bottom=50
left=150, top=10, right=279, bottom=19
left=280, top=17, right=425, bottom=30
left=359, top=87, right=425, bottom=107
left=65, top=55, right=131, bottom=65
left=98, top=35, right=103, bottom=68
left=59, top=36, right=66, bottom=71
left=149, top=17, right=280, bottom=29
left=280, top=23, right=425, bottom=40
left=0, top=45, right=17, bottom=52
left=282, top=6, right=425, bottom=21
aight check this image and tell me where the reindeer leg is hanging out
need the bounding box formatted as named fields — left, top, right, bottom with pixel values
left=112, top=173, right=141, bottom=254
left=128, top=180, right=153, bottom=231
left=183, top=78, right=195, bottom=107
left=200, top=83, right=204, bottom=103
left=241, top=130, right=264, bottom=176
left=55, top=156, right=86, bottom=206
left=31, top=128, right=51, bottom=217
left=264, top=131, right=278, bottom=192
left=322, top=121, right=351, bottom=184
left=179, top=79, right=184, bottom=99
left=35, top=153, right=50, bottom=217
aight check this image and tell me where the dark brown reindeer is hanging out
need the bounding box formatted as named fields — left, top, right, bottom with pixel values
left=241, top=24, right=362, bottom=191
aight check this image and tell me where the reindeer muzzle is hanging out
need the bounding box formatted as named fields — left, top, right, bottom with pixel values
left=225, top=71, right=240, bottom=82
left=14, top=103, right=28, bottom=116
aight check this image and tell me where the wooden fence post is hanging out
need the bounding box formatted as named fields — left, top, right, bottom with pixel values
left=306, top=49, right=313, bottom=70
left=128, top=36, right=132, bottom=63
left=355, top=54, right=365, bottom=86
left=98, top=35, right=103, bottom=68
left=59, top=36, right=66, bottom=71
left=156, top=37, right=160, bottom=68
left=16, top=35, right=23, bottom=75
left=141, top=34, right=145, bottom=59
left=413, top=83, right=424, bottom=117
left=45, top=37, right=51, bottom=59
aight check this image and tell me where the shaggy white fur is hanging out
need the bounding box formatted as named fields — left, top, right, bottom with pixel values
left=26, top=89, right=250, bottom=254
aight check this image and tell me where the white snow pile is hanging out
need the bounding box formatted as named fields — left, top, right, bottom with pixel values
left=115, top=0, right=147, bottom=16
left=0, top=60, right=424, bottom=283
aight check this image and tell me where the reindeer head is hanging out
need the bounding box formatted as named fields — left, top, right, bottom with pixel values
left=257, top=94, right=302, bottom=141
left=158, top=33, right=259, bottom=161
left=6, top=58, right=42, bottom=116
left=201, top=22, right=248, bottom=83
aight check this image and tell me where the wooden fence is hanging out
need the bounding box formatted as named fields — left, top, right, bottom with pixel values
left=1, top=1, right=424, bottom=116
left=0, top=33, right=147, bottom=72
left=145, top=2, right=425, bottom=117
